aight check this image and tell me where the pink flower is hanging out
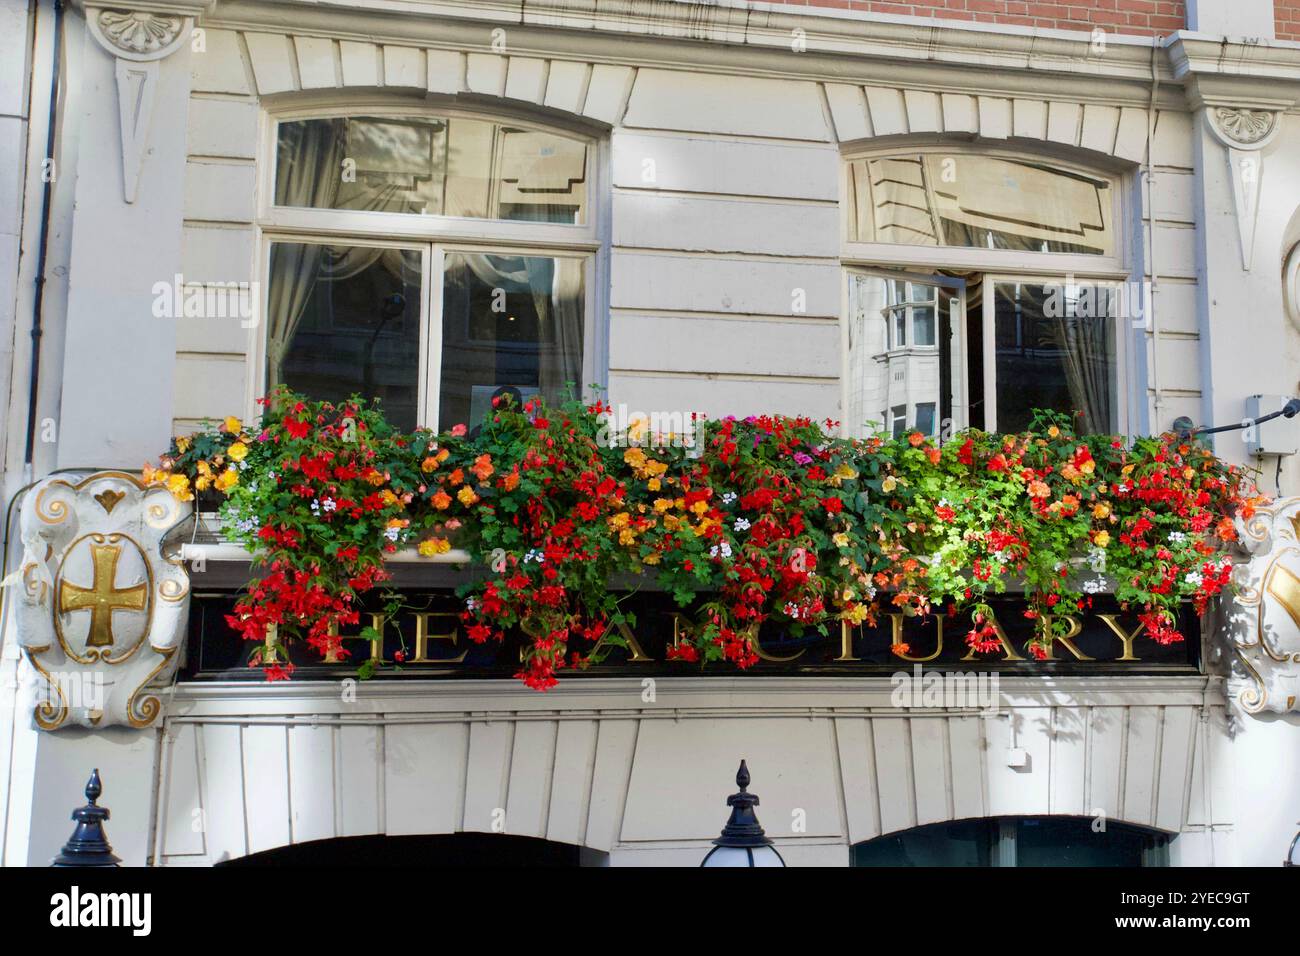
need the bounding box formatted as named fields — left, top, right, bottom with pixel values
left=451, top=423, right=467, bottom=437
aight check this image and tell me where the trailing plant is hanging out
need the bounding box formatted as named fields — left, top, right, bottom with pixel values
left=147, top=390, right=1261, bottom=689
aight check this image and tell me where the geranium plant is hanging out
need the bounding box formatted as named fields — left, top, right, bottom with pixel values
left=148, top=390, right=1261, bottom=689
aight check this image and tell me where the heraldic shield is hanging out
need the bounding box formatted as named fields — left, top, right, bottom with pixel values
left=12, top=471, right=192, bottom=729
left=1227, top=497, right=1300, bottom=715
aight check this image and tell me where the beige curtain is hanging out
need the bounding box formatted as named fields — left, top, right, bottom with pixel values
left=266, top=121, right=345, bottom=387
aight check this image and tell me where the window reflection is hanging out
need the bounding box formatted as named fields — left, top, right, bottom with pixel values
left=439, top=252, right=584, bottom=432
left=269, top=242, right=423, bottom=431
left=276, top=116, right=588, bottom=224
left=849, top=154, right=1113, bottom=255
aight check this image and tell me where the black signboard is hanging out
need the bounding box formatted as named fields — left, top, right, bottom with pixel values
left=181, top=587, right=1201, bottom=680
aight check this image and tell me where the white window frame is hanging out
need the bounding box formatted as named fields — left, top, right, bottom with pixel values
left=840, top=143, right=1137, bottom=440
left=841, top=143, right=1131, bottom=278
left=248, top=97, right=609, bottom=426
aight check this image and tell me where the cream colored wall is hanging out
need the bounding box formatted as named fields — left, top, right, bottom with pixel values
left=152, top=677, right=1234, bottom=866
left=172, top=29, right=1200, bottom=436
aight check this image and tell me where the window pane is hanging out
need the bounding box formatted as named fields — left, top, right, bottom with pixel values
left=916, top=401, right=937, bottom=436
left=992, top=281, right=1116, bottom=434
left=853, top=819, right=994, bottom=866
left=849, top=154, right=1113, bottom=255
left=275, top=116, right=587, bottom=224
left=1015, top=818, right=1159, bottom=867
left=439, top=252, right=584, bottom=432
left=268, top=242, right=423, bottom=431
left=847, top=274, right=956, bottom=438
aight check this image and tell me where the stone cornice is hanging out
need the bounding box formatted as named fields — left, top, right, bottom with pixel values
left=201, top=0, right=1186, bottom=103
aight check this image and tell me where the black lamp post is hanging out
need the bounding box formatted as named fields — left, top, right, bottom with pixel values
left=1286, top=825, right=1300, bottom=867
left=701, top=760, right=786, bottom=867
left=51, top=769, right=121, bottom=867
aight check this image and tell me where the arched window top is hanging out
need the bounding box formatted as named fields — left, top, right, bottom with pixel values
left=273, top=112, right=591, bottom=225
left=846, top=148, right=1116, bottom=258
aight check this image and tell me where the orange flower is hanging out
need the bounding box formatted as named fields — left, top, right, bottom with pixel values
left=1215, top=516, right=1237, bottom=541
left=430, top=490, right=451, bottom=510
left=925, top=446, right=941, bottom=465
left=1027, top=480, right=1051, bottom=499
left=421, top=456, right=439, bottom=473
left=908, top=431, right=925, bottom=447
left=471, top=454, right=494, bottom=482
left=448, top=468, right=464, bottom=486
left=501, top=468, right=520, bottom=491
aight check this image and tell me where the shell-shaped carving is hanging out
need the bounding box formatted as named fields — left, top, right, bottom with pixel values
left=96, top=9, right=185, bottom=55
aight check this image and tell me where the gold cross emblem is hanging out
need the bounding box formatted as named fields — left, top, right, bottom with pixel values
left=58, top=543, right=147, bottom=648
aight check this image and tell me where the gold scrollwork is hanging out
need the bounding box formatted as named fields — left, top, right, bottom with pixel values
left=23, top=647, right=68, bottom=730
left=126, top=646, right=177, bottom=728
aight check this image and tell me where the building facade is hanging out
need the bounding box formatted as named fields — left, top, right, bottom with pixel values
left=1, top=0, right=1299, bottom=866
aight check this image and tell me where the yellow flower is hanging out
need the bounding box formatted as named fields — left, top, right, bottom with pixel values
left=623, top=447, right=647, bottom=469
left=195, top=475, right=212, bottom=492
left=457, top=486, right=479, bottom=506
left=647, top=478, right=661, bottom=492
left=1093, top=530, right=1111, bottom=547
left=214, top=467, right=239, bottom=493
left=882, top=476, right=898, bottom=493
left=609, top=512, right=631, bottom=530
left=1080, top=459, right=1095, bottom=475
left=832, top=532, right=850, bottom=548
left=175, top=436, right=192, bottom=454
left=653, top=498, right=673, bottom=513
left=142, top=463, right=164, bottom=486
left=618, top=529, right=636, bottom=546
left=1048, top=425, right=1060, bottom=438
left=842, top=604, right=869, bottom=625
left=1093, top=503, right=1110, bottom=520
left=165, top=473, right=193, bottom=501
left=227, top=441, right=248, bottom=462
left=642, top=552, right=662, bottom=565
left=418, top=537, right=451, bottom=557
left=690, top=500, right=708, bottom=516
left=831, top=462, right=858, bottom=486
left=221, top=416, right=242, bottom=434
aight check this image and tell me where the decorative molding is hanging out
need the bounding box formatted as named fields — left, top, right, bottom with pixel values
left=84, top=6, right=197, bottom=202
left=1284, top=242, right=1300, bottom=333
left=1209, top=106, right=1277, bottom=147
left=1224, top=497, right=1300, bottom=715
left=13, top=472, right=192, bottom=730
left=92, top=8, right=189, bottom=59
left=1200, top=104, right=1283, bottom=272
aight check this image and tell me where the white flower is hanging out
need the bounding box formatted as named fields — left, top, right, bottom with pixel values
left=1087, top=547, right=1107, bottom=573
left=1184, top=571, right=1204, bottom=588
left=465, top=597, right=479, bottom=612
left=734, top=517, right=751, bottom=531
left=384, top=527, right=400, bottom=542
left=710, top=541, right=733, bottom=559
left=721, top=492, right=737, bottom=505
left=523, top=549, right=545, bottom=564
left=1083, top=577, right=1109, bottom=594
left=1167, top=531, right=1186, bottom=544
left=323, top=498, right=337, bottom=513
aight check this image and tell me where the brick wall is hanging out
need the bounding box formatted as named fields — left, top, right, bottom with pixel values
left=1279, top=0, right=1300, bottom=40
left=780, top=0, right=1187, bottom=36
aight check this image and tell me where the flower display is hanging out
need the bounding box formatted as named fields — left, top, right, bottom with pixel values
left=147, top=391, right=1261, bottom=689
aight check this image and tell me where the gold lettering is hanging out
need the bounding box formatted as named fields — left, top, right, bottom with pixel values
left=889, top=613, right=943, bottom=663
left=752, top=627, right=805, bottom=662
left=960, top=608, right=1025, bottom=661
left=326, top=613, right=386, bottom=663
left=412, top=612, right=467, bottom=663
left=1039, top=614, right=1094, bottom=661
left=835, top=620, right=859, bottom=662
left=1097, top=614, right=1142, bottom=661
left=588, top=618, right=653, bottom=662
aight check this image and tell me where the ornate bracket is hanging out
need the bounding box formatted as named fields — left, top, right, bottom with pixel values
left=11, top=472, right=191, bottom=730
left=1224, top=497, right=1300, bottom=715
left=84, top=5, right=199, bottom=203
left=1203, top=105, right=1282, bottom=272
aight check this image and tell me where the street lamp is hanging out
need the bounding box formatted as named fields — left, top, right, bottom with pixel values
left=1286, top=825, right=1300, bottom=867
left=51, top=769, right=121, bottom=867
left=701, top=759, right=785, bottom=867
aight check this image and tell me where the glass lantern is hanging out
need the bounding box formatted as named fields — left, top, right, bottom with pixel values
left=701, top=760, right=786, bottom=867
